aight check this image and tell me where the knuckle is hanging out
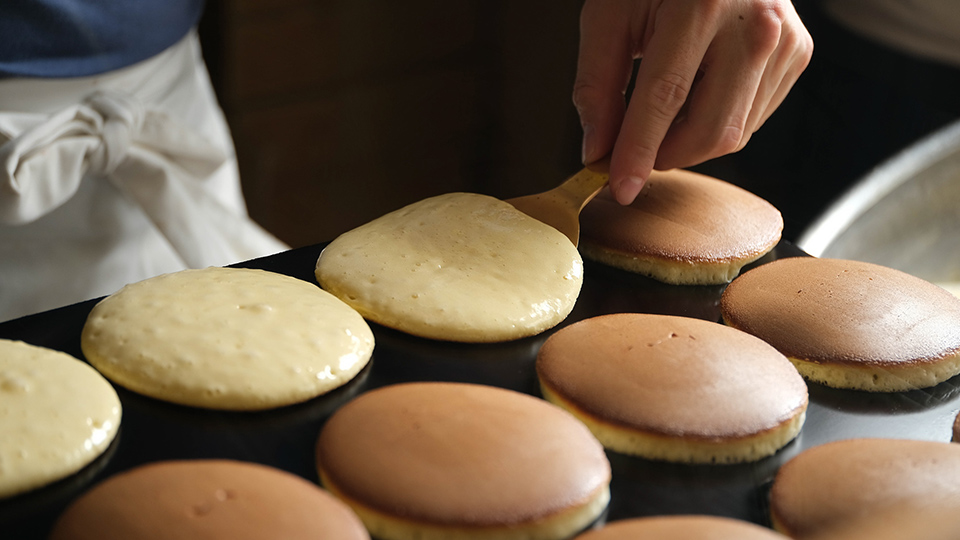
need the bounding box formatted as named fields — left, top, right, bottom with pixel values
left=743, top=5, right=785, bottom=59
left=798, top=29, right=815, bottom=66
left=779, top=25, right=814, bottom=77
left=749, top=0, right=790, bottom=22
left=717, top=124, right=747, bottom=155
left=686, top=116, right=748, bottom=160
left=643, top=71, right=693, bottom=120
left=780, top=14, right=814, bottom=56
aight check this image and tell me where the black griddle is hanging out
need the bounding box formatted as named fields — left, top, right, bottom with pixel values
left=3, top=241, right=960, bottom=539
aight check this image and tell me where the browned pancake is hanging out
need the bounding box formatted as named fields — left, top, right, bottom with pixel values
left=579, top=169, right=782, bottom=285
left=49, top=460, right=369, bottom=540
left=574, top=515, right=789, bottom=539
left=536, top=313, right=807, bottom=463
left=721, top=257, right=960, bottom=391
left=769, top=438, right=960, bottom=538
left=808, top=506, right=960, bottom=540
left=315, top=382, right=611, bottom=540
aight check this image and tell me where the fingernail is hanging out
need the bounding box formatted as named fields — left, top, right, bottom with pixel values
left=615, top=176, right=644, bottom=205
left=581, top=124, right=595, bottom=163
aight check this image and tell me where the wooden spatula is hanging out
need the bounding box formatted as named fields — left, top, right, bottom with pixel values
left=506, top=156, right=611, bottom=246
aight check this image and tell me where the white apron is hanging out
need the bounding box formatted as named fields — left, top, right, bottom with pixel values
left=0, top=30, right=287, bottom=322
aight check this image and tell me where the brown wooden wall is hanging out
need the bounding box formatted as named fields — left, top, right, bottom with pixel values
left=200, top=0, right=585, bottom=248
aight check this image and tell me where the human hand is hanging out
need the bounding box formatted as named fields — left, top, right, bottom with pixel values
left=574, top=0, right=813, bottom=204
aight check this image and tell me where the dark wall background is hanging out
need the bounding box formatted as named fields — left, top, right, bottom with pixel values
left=199, top=0, right=585, bottom=248
left=200, top=0, right=960, bottom=247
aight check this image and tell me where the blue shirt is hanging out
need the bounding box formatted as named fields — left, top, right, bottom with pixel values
left=0, top=0, right=205, bottom=78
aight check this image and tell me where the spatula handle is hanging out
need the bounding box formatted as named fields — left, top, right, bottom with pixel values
left=558, top=156, right=611, bottom=212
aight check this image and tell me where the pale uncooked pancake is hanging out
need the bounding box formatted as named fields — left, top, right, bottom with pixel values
left=0, top=339, right=120, bottom=499
left=49, top=460, right=370, bottom=540
left=316, top=382, right=611, bottom=540
left=315, top=192, right=583, bottom=343
left=81, top=267, right=374, bottom=411
left=721, top=257, right=960, bottom=391
left=574, top=515, right=789, bottom=539
left=536, top=313, right=807, bottom=464
left=579, top=169, right=782, bottom=285
left=769, top=438, right=960, bottom=538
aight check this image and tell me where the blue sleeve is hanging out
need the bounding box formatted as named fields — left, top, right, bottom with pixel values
left=0, top=0, right=206, bottom=78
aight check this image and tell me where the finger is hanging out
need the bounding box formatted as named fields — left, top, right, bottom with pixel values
left=610, top=1, right=713, bottom=204
left=739, top=9, right=813, bottom=148
left=755, top=20, right=813, bottom=129
left=654, top=4, right=784, bottom=170
left=573, top=0, right=637, bottom=164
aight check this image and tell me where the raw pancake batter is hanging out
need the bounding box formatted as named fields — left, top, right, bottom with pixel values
left=0, top=339, right=121, bottom=499
left=316, top=192, right=583, bottom=343
left=81, top=267, right=373, bottom=411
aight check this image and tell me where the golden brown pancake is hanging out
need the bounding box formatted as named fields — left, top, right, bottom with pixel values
left=49, top=460, right=370, bottom=540
left=721, top=257, right=960, bottom=391
left=574, top=515, right=789, bottom=539
left=579, top=169, right=782, bottom=285
left=315, top=382, right=611, bottom=540
left=808, top=506, right=960, bottom=540
left=536, top=313, right=807, bottom=464
left=769, top=438, right=960, bottom=538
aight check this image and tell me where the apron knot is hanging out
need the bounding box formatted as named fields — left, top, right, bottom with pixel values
left=83, top=91, right=144, bottom=175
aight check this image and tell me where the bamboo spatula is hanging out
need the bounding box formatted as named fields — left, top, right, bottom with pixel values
left=506, top=156, right=610, bottom=246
